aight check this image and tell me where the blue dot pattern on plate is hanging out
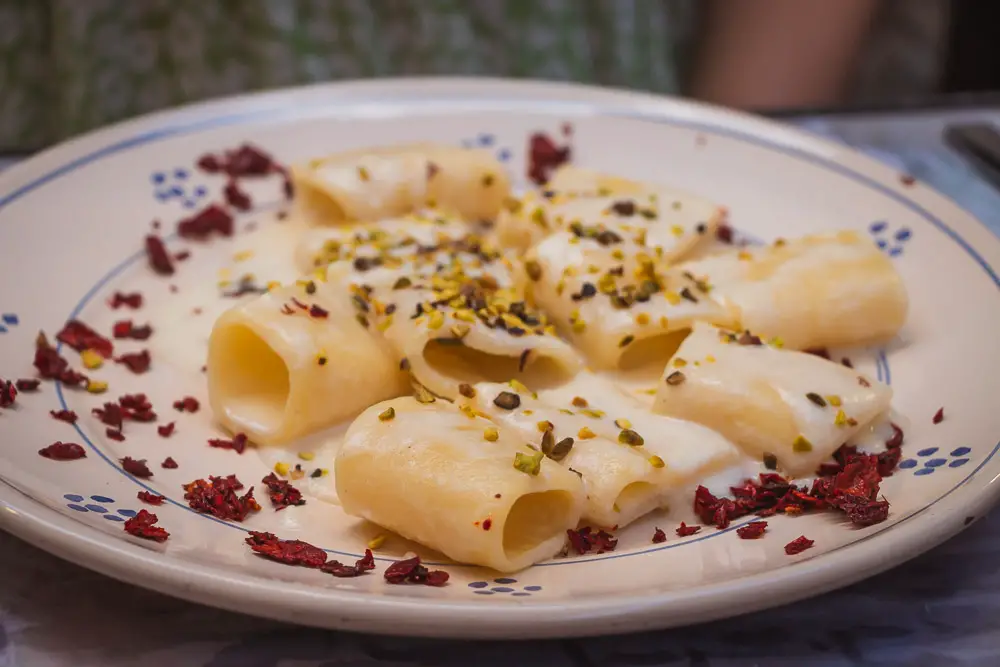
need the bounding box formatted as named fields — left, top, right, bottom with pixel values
left=0, top=312, right=18, bottom=334
left=460, top=134, right=514, bottom=169
left=62, top=494, right=140, bottom=522
left=467, top=578, right=542, bottom=596
left=868, top=220, right=911, bottom=257
left=151, top=168, right=210, bottom=208
left=900, top=445, right=972, bottom=476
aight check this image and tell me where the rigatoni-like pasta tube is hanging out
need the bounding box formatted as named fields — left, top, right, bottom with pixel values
left=467, top=379, right=740, bottom=528
left=677, top=231, right=909, bottom=350
left=290, top=144, right=511, bottom=225
left=207, top=265, right=407, bottom=444
left=652, top=322, right=892, bottom=476
left=526, top=231, right=732, bottom=373
left=336, top=397, right=585, bottom=572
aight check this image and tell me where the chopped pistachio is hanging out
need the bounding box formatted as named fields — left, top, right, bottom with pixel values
left=412, top=380, right=436, bottom=404
left=571, top=396, right=589, bottom=408
left=513, top=450, right=544, bottom=476
left=80, top=349, right=104, bottom=370
left=483, top=426, right=500, bottom=442
left=619, top=334, right=635, bottom=348
left=635, top=313, right=650, bottom=326
left=792, top=435, right=813, bottom=453
left=580, top=408, right=605, bottom=419
left=672, top=358, right=687, bottom=368
left=825, top=395, right=843, bottom=407
left=806, top=392, right=827, bottom=407
left=665, top=371, right=686, bottom=386
left=493, top=391, right=521, bottom=411
left=834, top=409, right=849, bottom=427
left=458, top=383, right=476, bottom=399
left=85, top=380, right=108, bottom=394
left=537, top=420, right=554, bottom=432
left=297, top=451, right=315, bottom=461
left=378, top=407, right=396, bottom=422
left=577, top=426, right=596, bottom=439
left=614, top=418, right=632, bottom=429
left=545, top=436, right=574, bottom=462
left=648, top=455, right=666, bottom=468
left=509, top=379, right=534, bottom=397
left=524, top=260, right=543, bottom=281
left=274, top=461, right=290, bottom=476
left=618, top=429, right=644, bottom=446
left=427, top=310, right=445, bottom=329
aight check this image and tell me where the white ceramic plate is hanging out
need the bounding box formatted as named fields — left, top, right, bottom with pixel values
left=1, top=79, right=998, bottom=639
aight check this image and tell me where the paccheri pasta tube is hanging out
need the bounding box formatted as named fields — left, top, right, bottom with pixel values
left=350, top=237, right=581, bottom=400
left=290, top=144, right=511, bottom=225
left=495, top=166, right=723, bottom=255
left=336, top=397, right=585, bottom=572
left=526, top=231, right=733, bottom=373
left=677, top=231, right=909, bottom=350
left=652, top=322, right=892, bottom=476
left=467, top=378, right=740, bottom=528
left=207, top=265, right=407, bottom=444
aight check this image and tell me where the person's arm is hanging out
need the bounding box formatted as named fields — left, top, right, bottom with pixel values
left=690, top=0, right=879, bottom=111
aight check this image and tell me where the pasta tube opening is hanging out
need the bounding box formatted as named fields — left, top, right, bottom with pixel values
left=618, top=329, right=691, bottom=374
left=211, top=324, right=291, bottom=433
left=422, top=340, right=573, bottom=390
left=503, top=490, right=579, bottom=559
left=614, top=481, right=660, bottom=519
left=292, top=172, right=347, bottom=224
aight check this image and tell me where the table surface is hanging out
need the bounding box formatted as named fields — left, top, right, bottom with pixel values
left=3, top=107, right=1000, bottom=667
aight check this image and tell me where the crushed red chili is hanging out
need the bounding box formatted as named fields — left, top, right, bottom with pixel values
left=527, top=131, right=571, bottom=186
left=384, top=556, right=450, bottom=586
left=245, top=531, right=326, bottom=567
left=173, top=396, right=200, bottom=413
left=56, top=320, right=113, bottom=358
left=223, top=180, right=252, bottom=211
left=566, top=526, right=618, bottom=555
left=675, top=522, right=701, bottom=537
left=145, top=235, right=175, bottom=275
left=161, top=456, right=178, bottom=469
left=38, top=442, right=86, bottom=460
left=15, top=378, right=40, bottom=392
left=308, top=304, right=329, bottom=319
left=109, top=291, right=144, bottom=309
left=0, top=379, right=15, bottom=408
left=208, top=433, right=249, bottom=454
left=885, top=423, right=904, bottom=449
left=716, top=223, right=734, bottom=244
left=933, top=407, right=945, bottom=424
left=184, top=474, right=259, bottom=521
left=736, top=521, right=768, bottom=539
left=157, top=422, right=176, bottom=438
left=121, top=457, right=153, bottom=478
left=33, top=333, right=86, bottom=387
left=106, top=428, right=125, bottom=441
left=322, top=549, right=376, bottom=578
left=785, top=536, right=814, bottom=555
left=651, top=527, right=667, bottom=543
left=482, top=517, right=493, bottom=531
left=261, top=472, right=305, bottom=510
left=177, top=203, right=235, bottom=240
left=137, top=490, right=166, bottom=505
left=115, top=350, right=151, bottom=374
left=198, top=144, right=277, bottom=178
left=124, top=509, right=170, bottom=542
left=112, top=320, right=153, bottom=340
left=50, top=409, right=78, bottom=423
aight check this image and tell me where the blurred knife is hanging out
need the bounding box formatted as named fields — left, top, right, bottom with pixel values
left=943, top=122, right=1000, bottom=188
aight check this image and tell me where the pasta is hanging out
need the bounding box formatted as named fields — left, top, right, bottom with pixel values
left=652, top=322, right=892, bottom=476
left=290, top=144, right=510, bottom=225
left=207, top=264, right=407, bottom=445
left=677, top=231, right=909, bottom=350
left=467, top=378, right=740, bottom=527
left=336, top=397, right=585, bottom=572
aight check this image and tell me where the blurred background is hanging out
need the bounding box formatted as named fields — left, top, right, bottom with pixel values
left=0, top=0, right=990, bottom=151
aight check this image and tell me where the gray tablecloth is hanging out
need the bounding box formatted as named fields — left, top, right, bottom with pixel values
left=3, top=109, right=1000, bottom=667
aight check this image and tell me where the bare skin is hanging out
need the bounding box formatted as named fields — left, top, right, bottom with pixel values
left=691, top=0, right=880, bottom=111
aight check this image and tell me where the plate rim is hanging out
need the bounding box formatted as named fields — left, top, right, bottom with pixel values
left=1, top=76, right=999, bottom=638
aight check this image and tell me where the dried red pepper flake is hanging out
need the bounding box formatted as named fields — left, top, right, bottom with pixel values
left=106, top=428, right=125, bottom=442
left=177, top=203, right=234, bottom=240
left=565, top=526, right=618, bottom=555
left=161, top=456, right=178, bottom=469
left=482, top=517, right=493, bottom=531
left=175, top=250, right=191, bottom=262
left=715, top=223, right=734, bottom=244
left=208, top=432, right=249, bottom=454
left=109, top=291, right=144, bottom=309
left=383, top=555, right=449, bottom=586
left=34, top=332, right=88, bottom=386
left=736, top=521, right=768, bottom=539
left=145, top=235, right=175, bottom=275
left=785, top=536, right=814, bottom=555
left=197, top=153, right=223, bottom=173
left=322, top=549, right=376, bottom=578
left=157, top=422, right=176, bottom=438
left=0, top=379, right=16, bottom=407
left=651, top=527, right=667, bottom=543
left=245, top=531, right=327, bottom=568
left=308, top=304, right=329, bottom=319
left=877, top=446, right=902, bottom=477
left=39, top=441, right=86, bottom=460
left=172, top=396, right=200, bottom=413
left=225, top=144, right=277, bottom=177
left=56, top=320, right=114, bottom=358
left=261, top=472, right=306, bottom=510
left=93, top=402, right=125, bottom=429
left=675, top=522, right=701, bottom=537
left=50, top=409, right=78, bottom=423
left=15, top=378, right=40, bottom=392
left=124, top=509, right=169, bottom=542
left=115, top=350, right=151, bottom=374
left=183, top=474, right=259, bottom=521
left=527, top=132, right=571, bottom=186
left=223, top=180, right=252, bottom=211
left=112, top=320, right=153, bottom=340
left=121, top=457, right=153, bottom=478
left=932, top=407, right=945, bottom=424
left=885, top=423, right=904, bottom=449
left=137, top=490, right=166, bottom=505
